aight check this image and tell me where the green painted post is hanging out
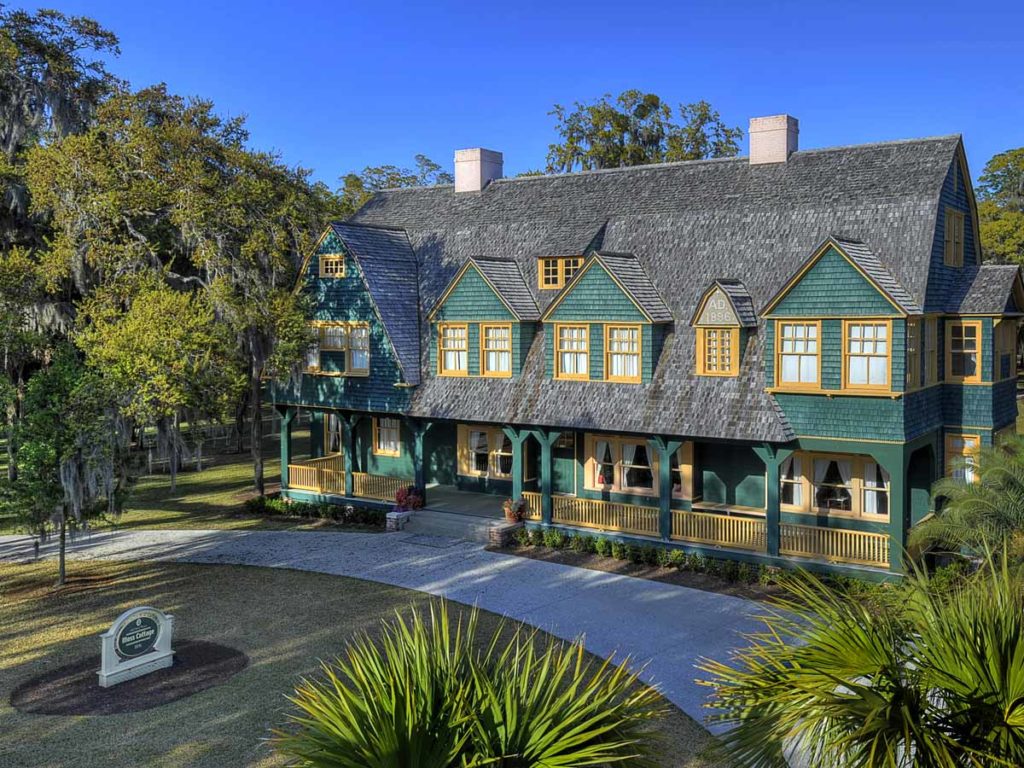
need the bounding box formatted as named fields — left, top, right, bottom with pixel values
left=531, top=429, right=562, bottom=525
left=279, top=408, right=294, bottom=489
left=342, top=414, right=356, bottom=498
left=888, top=450, right=908, bottom=575
left=753, top=444, right=792, bottom=557
left=502, top=427, right=528, bottom=501
left=650, top=437, right=682, bottom=541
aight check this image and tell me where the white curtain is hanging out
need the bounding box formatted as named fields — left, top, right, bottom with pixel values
left=622, top=442, right=637, bottom=466
left=837, top=460, right=853, bottom=486
left=813, top=459, right=829, bottom=484
left=782, top=456, right=802, bottom=506
left=863, top=461, right=889, bottom=515
left=469, top=431, right=488, bottom=453
left=596, top=440, right=613, bottom=485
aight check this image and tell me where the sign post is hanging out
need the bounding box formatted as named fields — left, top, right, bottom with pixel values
left=97, top=606, right=175, bottom=688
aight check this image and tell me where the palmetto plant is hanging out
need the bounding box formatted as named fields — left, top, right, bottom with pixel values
left=272, top=602, right=665, bottom=767
left=910, top=436, right=1024, bottom=557
left=697, top=555, right=1024, bottom=768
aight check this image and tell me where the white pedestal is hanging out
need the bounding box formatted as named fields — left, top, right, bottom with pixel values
left=97, top=607, right=175, bottom=688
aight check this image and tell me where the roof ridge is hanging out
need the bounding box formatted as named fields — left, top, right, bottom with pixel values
left=333, top=220, right=408, bottom=232
left=369, top=134, right=962, bottom=194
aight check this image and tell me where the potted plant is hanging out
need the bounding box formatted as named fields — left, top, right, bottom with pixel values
left=502, top=497, right=527, bottom=523
left=394, top=485, right=424, bottom=512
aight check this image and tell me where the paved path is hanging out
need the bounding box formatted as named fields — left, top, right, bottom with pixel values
left=0, top=529, right=771, bottom=731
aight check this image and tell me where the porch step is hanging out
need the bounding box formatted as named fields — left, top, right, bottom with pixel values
left=402, top=508, right=506, bottom=544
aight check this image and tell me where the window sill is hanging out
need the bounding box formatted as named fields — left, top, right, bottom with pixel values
left=692, top=500, right=765, bottom=516
left=584, top=484, right=657, bottom=498
left=439, top=371, right=469, bottom=378
left=766, top=386, right=903, bottom=399
left=783, top=506, right=890, bottom=524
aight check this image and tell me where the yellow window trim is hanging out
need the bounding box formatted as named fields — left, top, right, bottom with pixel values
left=372, top=417, right=402, bottom=458
left=993, top=318, right=1019, bottom=382
left=696, top=326, right=740, bottom=377
left=779, top=450, right=891, bottom=522
left=318, top=253, right=346, bottom=278
left=840, top=319, right=894, bottom=394
left=554, top=323, right=590, bottom=381
left=456, top=424, right=525, bottom=480
left=774, top=319, right=823, bottom=393
left=583, top=433, right=662, bottom=497
left=945, top=433, right=981, bottom=481
left=480, top=322, right=513, bottom=378
left=307, top=320, right=370, bottom=377
left=437, top=322, right=469, bottom=377
left=603, top=324, right=642, bottom=383
left=538, top=256, right=584, bottom=290
left=945, top=319, right=983, bottom=384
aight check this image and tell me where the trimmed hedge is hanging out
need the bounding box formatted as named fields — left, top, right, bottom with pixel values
left=243, top=496, right=386, bottom=528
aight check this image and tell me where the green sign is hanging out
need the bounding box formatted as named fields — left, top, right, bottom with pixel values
left=115, top=612, right=160, bottom=659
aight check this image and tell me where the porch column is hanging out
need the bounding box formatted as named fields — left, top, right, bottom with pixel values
left=309, top=412, right=324, bottom=459
left=650, top=436, right=683, bottom=541
left=753, top=444, right=793, bottom=558
left=279, top=407, right=295, bottom=489
left=868, top=444, right=907, bottom=575
left=529, top=429, right=562, bottom=525
left=341, top=413, right=359, bottom=498
left=502, top=426, right=531, bottom=501
left=404, top=418, right=430, bottom=505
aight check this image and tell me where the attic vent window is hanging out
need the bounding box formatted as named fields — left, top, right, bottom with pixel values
left=319, top=254, right=346, bottom=278
left=944, top=208, right=965, bottom=268
left=539, top=256, right=583, bottom=289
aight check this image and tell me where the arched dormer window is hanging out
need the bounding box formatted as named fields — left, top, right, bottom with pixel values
left=691, top=280, right=756, bottom=378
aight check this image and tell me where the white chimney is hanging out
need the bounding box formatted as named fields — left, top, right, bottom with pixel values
left=454, top=148, right=503, bottom=193
left=749, top=115, right=799, bottom=165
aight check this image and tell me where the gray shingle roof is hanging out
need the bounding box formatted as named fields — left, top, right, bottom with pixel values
left=470, top=257, right=540, bottom=321
left=330, top=222, right=421, bottom=385
left=691, top=279, right=758, bottom=327
left=348, top=136, right=965, bottom=442
left=945, top=264, right=1024, bottom=314
left=588, top=251, right=673, bottom=322
left=831, top=237, right=921, bottom=314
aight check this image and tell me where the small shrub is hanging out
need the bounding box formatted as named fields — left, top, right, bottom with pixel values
left=529, top=528, right=545, bottom=547
left=928, top=560, right=972, bottom=595
left=610, top=541, right=628, bottom=560
left=512, top=527, right=531, bottom=547
left=569, top=535, right=594, bottom=554
left=543, top=529, right=568, bottom=549
left=758, top=565, right=782, bottom=586
left=720, top=560, right=740, bottom=582
left=736, top=562, right=755, bottom=584
left=594, top=537, right=611, bottom=557
left=687, top=553, right=707, bottom=573
left=667, top=549, right=687, bottom=569
left=656, top=547, right=674, bottom=568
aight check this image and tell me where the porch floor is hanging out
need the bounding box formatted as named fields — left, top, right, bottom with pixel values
left=424, top=485, right=505, bottom=519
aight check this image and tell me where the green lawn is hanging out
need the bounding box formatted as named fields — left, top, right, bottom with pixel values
left=0, top=429, right=364, bottom=535
left=0, top=560, right=721, bottom=768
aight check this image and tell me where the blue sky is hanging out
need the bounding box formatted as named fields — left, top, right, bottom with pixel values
left=28, top=0, right=1024, bottom=186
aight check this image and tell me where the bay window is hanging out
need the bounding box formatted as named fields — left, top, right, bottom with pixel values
left=777, top=322, right=819, bottom=387
left=605, top=325, right=641, bottom=383
left=843, top=321, right=889, bottom=389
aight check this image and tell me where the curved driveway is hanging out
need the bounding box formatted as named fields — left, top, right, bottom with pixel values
left=0, top=529, right=770, bottom=731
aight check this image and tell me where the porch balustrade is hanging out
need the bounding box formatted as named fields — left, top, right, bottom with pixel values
left=520, top=491, right=543, bottom=520
left=551, top=496, right=660, bottom=537
left=352, top=472, right=410, bottom=502
left=287, top=455, right=345, bottom=493
left=670, top=510, right=767, bottom=552
left=780, top=523, right=890, bottom=567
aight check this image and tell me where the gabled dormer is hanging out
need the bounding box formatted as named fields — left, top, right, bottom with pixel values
left=427, top=257, right=539, bottom=378
left=540, top=251, right=672, bottom=384
left=690, top=280, right=757, bottom=377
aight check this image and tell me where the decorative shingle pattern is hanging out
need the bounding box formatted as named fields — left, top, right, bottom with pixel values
left=330, top=222, right=421, bottom=385
left=691, top=279, right=758, bottom=327
left=829, top=237, right=921, bottom=314
left=469, top=257, right=540, bottom=320
left=945, top=264, right=1023, bottom=314
left=346, top=136, right=965, bottom=442
left=589, top=251, right=673, bottom=322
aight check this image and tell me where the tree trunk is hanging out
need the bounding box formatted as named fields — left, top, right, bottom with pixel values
left=56, top=511, right=66, bottom=587
left=249, top=365, right=264, bottom=496
left=5, top=373, right=22, bottom=482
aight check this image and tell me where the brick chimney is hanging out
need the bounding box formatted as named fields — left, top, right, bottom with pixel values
left=749, top=115, right=799, bottom=165
left=454, top=148, right=503, bottom=193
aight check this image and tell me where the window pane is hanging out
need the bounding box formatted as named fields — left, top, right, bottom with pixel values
left=849, top=356, right=868, bottom=385
left=799, top=355, right=817, bottom=383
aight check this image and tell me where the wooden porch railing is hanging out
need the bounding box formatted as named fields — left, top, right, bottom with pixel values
left=670, top=510, right=767, bottom=552
left=288, top=455, right=345, bottom=493
left=780, top=523, right=890, bottom=567
left=520, top=491, right=542, bottom=521
left=551, top=496, right=659, bottom=537
left=353, top=472, right=411, bottom=502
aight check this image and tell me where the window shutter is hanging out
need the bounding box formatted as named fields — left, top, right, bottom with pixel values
left=944, top=212, right=953, bottom=264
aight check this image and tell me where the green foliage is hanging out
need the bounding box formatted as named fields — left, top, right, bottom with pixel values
left=337, top=154, right=453, bottom=217
left=610, top=540, right=628, bottom=560
left=594, top=536, right=611, bottom=557
left=512, top=526, right=530, bottom=547
left=242, top=496, right=385, bottom=528
left=976, top=147, right=1024, bottom=264
left=542, top=528, right=568, bottom=549
left=546, top=91, right=741, bottom=173
left=699, top=555, right=1024, bottom=767
left=528, top=528, right=545, bottom=547
left=912, top=435, right=1024, bottom=557
left=569, top=533, right=595, bottom=553
left=272, top=602, right=665, bottom=767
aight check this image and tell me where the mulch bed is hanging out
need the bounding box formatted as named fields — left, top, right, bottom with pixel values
left=10, top=640, right=249, bottom=716
left=496, top=545, right=783, bottom=601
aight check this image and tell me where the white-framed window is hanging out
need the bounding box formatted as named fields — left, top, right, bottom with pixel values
left=481, top=324, right=512, bottom=377
left=373, top=417, right=401, bottom=457
left=844, top=321, right=889, bottom=389
left=780, top=455, right=802, bottom=507
left=439, top=324, right=468, bottom=376
left=605, top=325, right=641, bottom=383
left=348, top=325, right=369, bottom=374
left=555, top=324, right=589, bottom=380
left=778, top=322, right=819, bottom=386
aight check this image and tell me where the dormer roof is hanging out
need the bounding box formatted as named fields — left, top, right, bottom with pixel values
left=690, top=279, right=757, bottom=328
left=541, top=251, right=672, bottom=323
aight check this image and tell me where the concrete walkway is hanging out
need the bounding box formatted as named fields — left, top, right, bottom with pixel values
left=0, top=529, right=771, bottom=731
